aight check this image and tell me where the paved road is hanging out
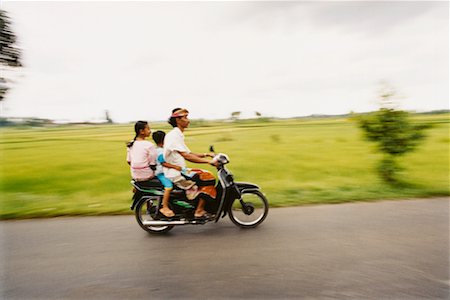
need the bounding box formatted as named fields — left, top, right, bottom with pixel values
left=1, top=198, right=449, bottom=299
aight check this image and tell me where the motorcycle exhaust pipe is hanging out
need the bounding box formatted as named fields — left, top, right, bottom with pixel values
left=142, top=220, right=189, bottom=226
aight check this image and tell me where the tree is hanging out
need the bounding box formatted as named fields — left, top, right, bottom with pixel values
left=231, top=111, right=241, bottom=120
left=0, top=9, right=22, bottom=101
left=105, top=110, right=113, bottom=124
left=358, top=88, right=430, bottom=184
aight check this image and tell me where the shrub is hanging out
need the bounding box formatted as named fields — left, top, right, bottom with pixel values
left=358, top=108, right=431, bottom=184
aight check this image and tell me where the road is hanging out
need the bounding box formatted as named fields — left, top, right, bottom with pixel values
left=1, top=198, right=449, bottom=299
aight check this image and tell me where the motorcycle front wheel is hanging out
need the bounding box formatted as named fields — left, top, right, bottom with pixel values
left=135, top=198, right=174, bottom=234
left=228, top=190, right=269, bottom=228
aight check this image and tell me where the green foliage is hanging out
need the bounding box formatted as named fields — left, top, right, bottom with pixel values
left=0, top=10, right=21, bottom=67
left=0, top=9, right=22, bottom=101
left=0, top=115, right=448, bottom=219
left=359, top=108, right=430, bottom=156
left=230, top=111, right=241, bottom=120
left=377, top=156, right=402, bottom=183
left=358, top=108, right=431, bottom=183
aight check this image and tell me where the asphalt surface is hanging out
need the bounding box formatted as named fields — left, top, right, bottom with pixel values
left=1, top=198, right=449, bottom=299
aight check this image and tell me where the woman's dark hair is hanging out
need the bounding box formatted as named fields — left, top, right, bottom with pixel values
left=152, top=130, right=166, bottom=145
left=168, top=107, right=182, bottom=128
left=126, top=120, right=148, bottom=148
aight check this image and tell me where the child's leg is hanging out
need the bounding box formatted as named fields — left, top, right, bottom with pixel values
left=162, top=187, right=172, bottom=210
left=157, top=174, right=175, bottom=217
left=160, top=188, right=175, bottom=217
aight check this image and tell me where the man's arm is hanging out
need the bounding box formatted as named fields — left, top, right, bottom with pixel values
left=179, top=151, right=214, bottom=164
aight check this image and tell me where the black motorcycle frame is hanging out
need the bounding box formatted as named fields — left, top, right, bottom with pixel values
left=130, top=163, right=260, bottom=223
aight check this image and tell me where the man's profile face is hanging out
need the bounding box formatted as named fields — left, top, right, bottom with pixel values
left=177, top=115, right=190, bottom=129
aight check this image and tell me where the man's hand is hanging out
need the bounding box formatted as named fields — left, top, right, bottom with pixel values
left=209, top=160, right=219, bottom=166
left=205, top=152, right=215, bottom=158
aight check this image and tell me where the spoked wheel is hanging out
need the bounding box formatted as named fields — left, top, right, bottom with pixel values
left=228, top=190, right=269, bottom=228
left=135, top=198, right=174, bottom=234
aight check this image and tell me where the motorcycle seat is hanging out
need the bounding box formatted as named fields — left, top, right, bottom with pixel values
left=133, top=178, right=163, bottom=189
left=132, top=179, right=185, bottom=193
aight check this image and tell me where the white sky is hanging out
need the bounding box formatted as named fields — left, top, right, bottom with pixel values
left=1, top=1, right=448, bottom=122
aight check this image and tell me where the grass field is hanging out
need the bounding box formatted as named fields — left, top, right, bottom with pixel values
left=1, top=114, right=448, bottom=219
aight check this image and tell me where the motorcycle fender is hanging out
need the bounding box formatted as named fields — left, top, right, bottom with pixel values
left=235, top=182, right=260, bottom=194
left=220, top=182, right=261, bottom=218
left=130, top=192, right=142, bottom=210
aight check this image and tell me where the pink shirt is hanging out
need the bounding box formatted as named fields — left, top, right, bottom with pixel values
left=126, top=140, right=157, bottom=180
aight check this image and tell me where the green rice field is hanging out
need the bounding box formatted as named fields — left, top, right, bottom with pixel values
left=1, top=114, right=449, bottom=219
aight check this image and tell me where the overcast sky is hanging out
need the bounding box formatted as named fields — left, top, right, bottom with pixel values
left=1, top=1, right=448, bottom=122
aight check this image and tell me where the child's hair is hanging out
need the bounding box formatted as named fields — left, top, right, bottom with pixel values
left=126, top=120, right=148, bottom=148
left=152, top=130, right=166, bottom=145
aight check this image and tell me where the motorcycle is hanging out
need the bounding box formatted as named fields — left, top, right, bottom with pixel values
left=130, top=146, right=269, bottom=233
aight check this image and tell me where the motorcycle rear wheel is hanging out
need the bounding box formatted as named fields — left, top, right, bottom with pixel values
left=135, top=198, right=174, bottom=234
left=228, top=190, right=269, bottom=228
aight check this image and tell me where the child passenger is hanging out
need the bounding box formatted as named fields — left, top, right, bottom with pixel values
left=152, top=130, right=183, bottom=218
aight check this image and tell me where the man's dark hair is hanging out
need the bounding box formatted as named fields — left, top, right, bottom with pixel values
left=152, top=130, right=166, bottom=145
left=168, top=107, right=182, bottom=127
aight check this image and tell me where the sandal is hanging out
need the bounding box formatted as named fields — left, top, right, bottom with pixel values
left=159, top=208, right=175, bottom=218
left=194, top=211, right=210, bottom=219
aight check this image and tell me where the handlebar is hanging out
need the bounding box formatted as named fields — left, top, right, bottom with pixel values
left=209, top=145, right=229, bottom=168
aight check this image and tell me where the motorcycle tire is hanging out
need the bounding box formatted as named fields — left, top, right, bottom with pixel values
left=228, top=190, right=269, bottom=228
left=135, top=197, right=174, bottom=234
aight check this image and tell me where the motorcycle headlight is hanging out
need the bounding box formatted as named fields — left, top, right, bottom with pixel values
left=219, top=154, right=229, bottom=164
left=213, top=153, right=230, bottom=164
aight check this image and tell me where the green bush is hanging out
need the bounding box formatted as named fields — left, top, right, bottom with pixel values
left=359, top=108, right=430, bottom=184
